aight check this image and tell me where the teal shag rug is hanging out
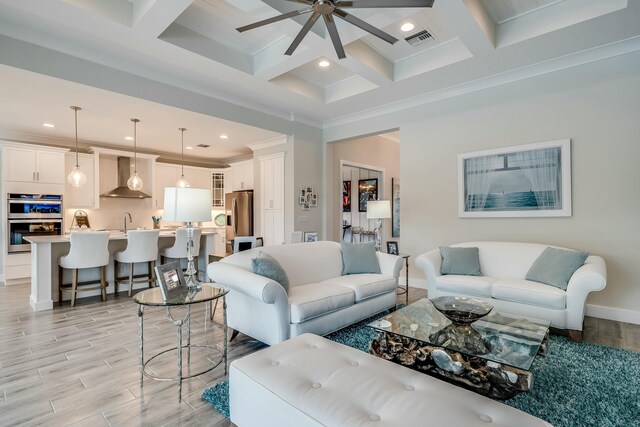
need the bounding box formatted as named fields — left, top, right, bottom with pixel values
left=203, top=314, right=640, bottom=427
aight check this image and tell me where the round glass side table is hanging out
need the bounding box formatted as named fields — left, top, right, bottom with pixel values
left=133, top=284, right=229, bottom=402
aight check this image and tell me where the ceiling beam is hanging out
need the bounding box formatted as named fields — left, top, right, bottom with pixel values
left=342, top=40, right=394, bottom=86
left=132, top=0, right=194, bottom=38
left=435, top=0, right=495, bottom=56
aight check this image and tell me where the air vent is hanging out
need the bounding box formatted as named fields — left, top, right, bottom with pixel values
left=405, top=29, right=434, bottom=47
left=196, top=144, right=210, bottom=148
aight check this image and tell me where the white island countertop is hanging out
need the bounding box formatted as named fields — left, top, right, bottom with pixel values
left=25, top=228, right=222, bottom=244
left=24, top=228, right=224, bottom=312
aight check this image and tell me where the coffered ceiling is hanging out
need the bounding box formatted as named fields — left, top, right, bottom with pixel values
left=0, top=0, right=638, bottom=129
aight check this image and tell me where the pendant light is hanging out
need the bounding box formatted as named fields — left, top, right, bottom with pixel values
left=67, top=106, right=87, bottom=187
left=127, top=118, right=144, bottom=191
left=176, top=127, right=190, bottom=188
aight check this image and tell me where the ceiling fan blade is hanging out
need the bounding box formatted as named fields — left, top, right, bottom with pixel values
left=323, top=14, right=346, bottom=59
left=334, top=9, right=398, bottom=45
left=283, top=0, right=314, bottom=4
left=336, top=0, right=435, bottom=8
left=285, top=11, right=321, bottom=56
left=237, top=8, right=313, bottom=33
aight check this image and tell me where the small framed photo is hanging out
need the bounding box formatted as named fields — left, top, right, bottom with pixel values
left=303, top=231, right=318, bottom=243
left=306, top=186, right=314, bottom=194
left=301, top=189, right=307, bottom=197
left=386, top=241, right=399, bottom=255
left=155, top=261, right=186, bottom=301
left=299, top=195, right=305, bottom=204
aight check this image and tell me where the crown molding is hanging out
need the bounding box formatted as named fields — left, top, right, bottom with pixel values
left=248, top=135, right=288, bottom=152
left=322, top=36, right=640, bottom=133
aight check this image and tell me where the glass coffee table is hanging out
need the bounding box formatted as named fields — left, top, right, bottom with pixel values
left=368, top=298, right=550, bottom=399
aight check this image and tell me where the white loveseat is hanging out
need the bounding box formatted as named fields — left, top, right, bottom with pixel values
left=415, top=242, right=607, bottom=341
left=208, top=241, right=402, bottom=345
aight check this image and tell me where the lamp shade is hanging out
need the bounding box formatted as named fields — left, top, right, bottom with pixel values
left=163, top=187, right=212, bottom=222
left=366, top=200, right=391, bottom=219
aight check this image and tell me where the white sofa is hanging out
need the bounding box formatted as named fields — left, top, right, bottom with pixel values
left=415, top=242, right=607, bottom=341
left=207, top=241, right=402, bottom=345
left=230, top=333, right=552, bottom=427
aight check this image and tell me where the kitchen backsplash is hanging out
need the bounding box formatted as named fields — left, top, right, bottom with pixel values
left=65, top=197, right=224, bottom=232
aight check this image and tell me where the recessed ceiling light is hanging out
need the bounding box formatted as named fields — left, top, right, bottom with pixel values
left=318, top=60, right=330, bottom=68
left=401, top=23, right=415, bottom=32
left=124, top=136, right=134, bottom=141
left=220, top=134, right=229, bottom=139
left=186, top=146, right=194, bottom=150
left=43, top=123, right=55, bottom=128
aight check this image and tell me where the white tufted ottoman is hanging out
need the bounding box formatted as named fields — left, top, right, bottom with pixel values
left=229, top=333, right=552, bottom=427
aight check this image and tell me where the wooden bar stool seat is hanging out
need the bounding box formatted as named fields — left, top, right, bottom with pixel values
left=58, top=231, right=110, bottom=307
left=114, top=230, right=160, bottom=296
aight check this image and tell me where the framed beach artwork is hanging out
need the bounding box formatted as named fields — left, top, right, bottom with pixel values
left=358, top=178, right=378, bottom=212
left=458, top=139, right=572, bottom=218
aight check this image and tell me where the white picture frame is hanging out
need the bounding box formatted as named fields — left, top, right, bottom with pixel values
left=458, top=139, right=572, bottom=218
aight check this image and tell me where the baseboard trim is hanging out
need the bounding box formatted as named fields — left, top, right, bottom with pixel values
left=30, top=294, right=53, bottom=312
left=405, top=276, right=640, bottom=325
left=585, top=304, right=640, bottom=326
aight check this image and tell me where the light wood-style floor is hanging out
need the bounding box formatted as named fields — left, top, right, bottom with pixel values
left=0, top=284, right=638, bottom=426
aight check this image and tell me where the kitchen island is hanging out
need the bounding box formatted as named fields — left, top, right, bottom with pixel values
left=25, top=229, right=221, bottom=311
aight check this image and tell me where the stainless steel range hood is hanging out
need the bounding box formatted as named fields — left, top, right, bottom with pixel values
left=100, top=157, right=151, bottom=199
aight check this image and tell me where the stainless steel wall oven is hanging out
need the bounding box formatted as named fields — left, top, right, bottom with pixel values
left=7, top=194, right=63, bottom=253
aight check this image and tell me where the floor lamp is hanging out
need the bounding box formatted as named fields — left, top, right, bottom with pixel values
left=163, top=187, right=212, bottom=289
left=367, top=200, right=391, bottom=252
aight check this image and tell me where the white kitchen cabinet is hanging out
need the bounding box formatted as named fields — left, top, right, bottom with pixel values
left=154, top=163, right=213, bottom=208
left=259, top=153, right=285, bottom=246
left=212, top=171, right=225, bottom=207
left=64, top=153, right=97, bottom=208
left=184, top=167, right=211, bottom=190
left=230, top=160, right=254, bottom=191
left=213, top=232, right=226, bottom=254
left=3, top=145, right=66, bottom=184
left=154, top=163, right=178, bottom=208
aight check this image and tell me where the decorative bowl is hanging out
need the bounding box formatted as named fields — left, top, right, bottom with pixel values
left=431, top=296, right=493, bottom=325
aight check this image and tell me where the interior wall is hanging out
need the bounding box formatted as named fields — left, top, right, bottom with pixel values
left=327, top=135, right=400, bottom=245
left=324, top=51, right=640, bottom=321
left=399, top=69, right=640, bottom=317
left=292, top=123, right=324, bottom=240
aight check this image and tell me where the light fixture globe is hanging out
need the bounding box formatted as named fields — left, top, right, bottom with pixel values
left=127, top=172, right=144, bottom=191
left=176, top=175, right=190, bottom=188
left=176, top=127, right=190, bottom=188
left=69, top=106, right=86, bottom=188
left=67, top=166, right=87, bottom=188
left=128, top=118, right=144, bottom=191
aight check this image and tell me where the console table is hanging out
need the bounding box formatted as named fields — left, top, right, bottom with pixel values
left=133, top=284, right=229, bottom=402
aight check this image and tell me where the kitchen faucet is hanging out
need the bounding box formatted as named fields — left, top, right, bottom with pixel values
left=123, top=212, right=132, bottom=233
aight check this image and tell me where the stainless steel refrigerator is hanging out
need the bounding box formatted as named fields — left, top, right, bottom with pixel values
left=225, top=190, right=254, bottom=253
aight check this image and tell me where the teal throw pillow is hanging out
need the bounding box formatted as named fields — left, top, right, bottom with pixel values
left=251, top=252, right=290, bottom=294
left=341, top=242, right=381, bottom=275
left=525, top=247, right=588, bottom=290
left=439, top=246, right=482, bottom=276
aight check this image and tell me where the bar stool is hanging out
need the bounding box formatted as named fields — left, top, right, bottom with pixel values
left=114, top=230, right=160, bottom=296
left=58, top=231, right=110, bottom=307
left=161, top=227, right=202, bottom=279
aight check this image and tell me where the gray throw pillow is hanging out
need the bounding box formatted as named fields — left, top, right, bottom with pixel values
left=251, top=252, right=290, bottom=294
left=439, top=246, right=482, bottom=276
left=526, top=247, right=589, bottom=290
left=341, top=242, right=381, bottom=275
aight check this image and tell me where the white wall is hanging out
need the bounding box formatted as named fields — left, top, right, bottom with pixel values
left=325, top=51, right=640, bottom=321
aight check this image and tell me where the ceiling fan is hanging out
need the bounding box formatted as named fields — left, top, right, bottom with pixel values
left=237, top=0, right=435, bottom=60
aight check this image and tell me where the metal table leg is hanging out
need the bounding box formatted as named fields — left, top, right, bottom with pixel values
left=137, top=304, right=144, bottom=385
left=405, top=256, right=409, bottom=306
left=223, top=295, right=228, bottom=375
